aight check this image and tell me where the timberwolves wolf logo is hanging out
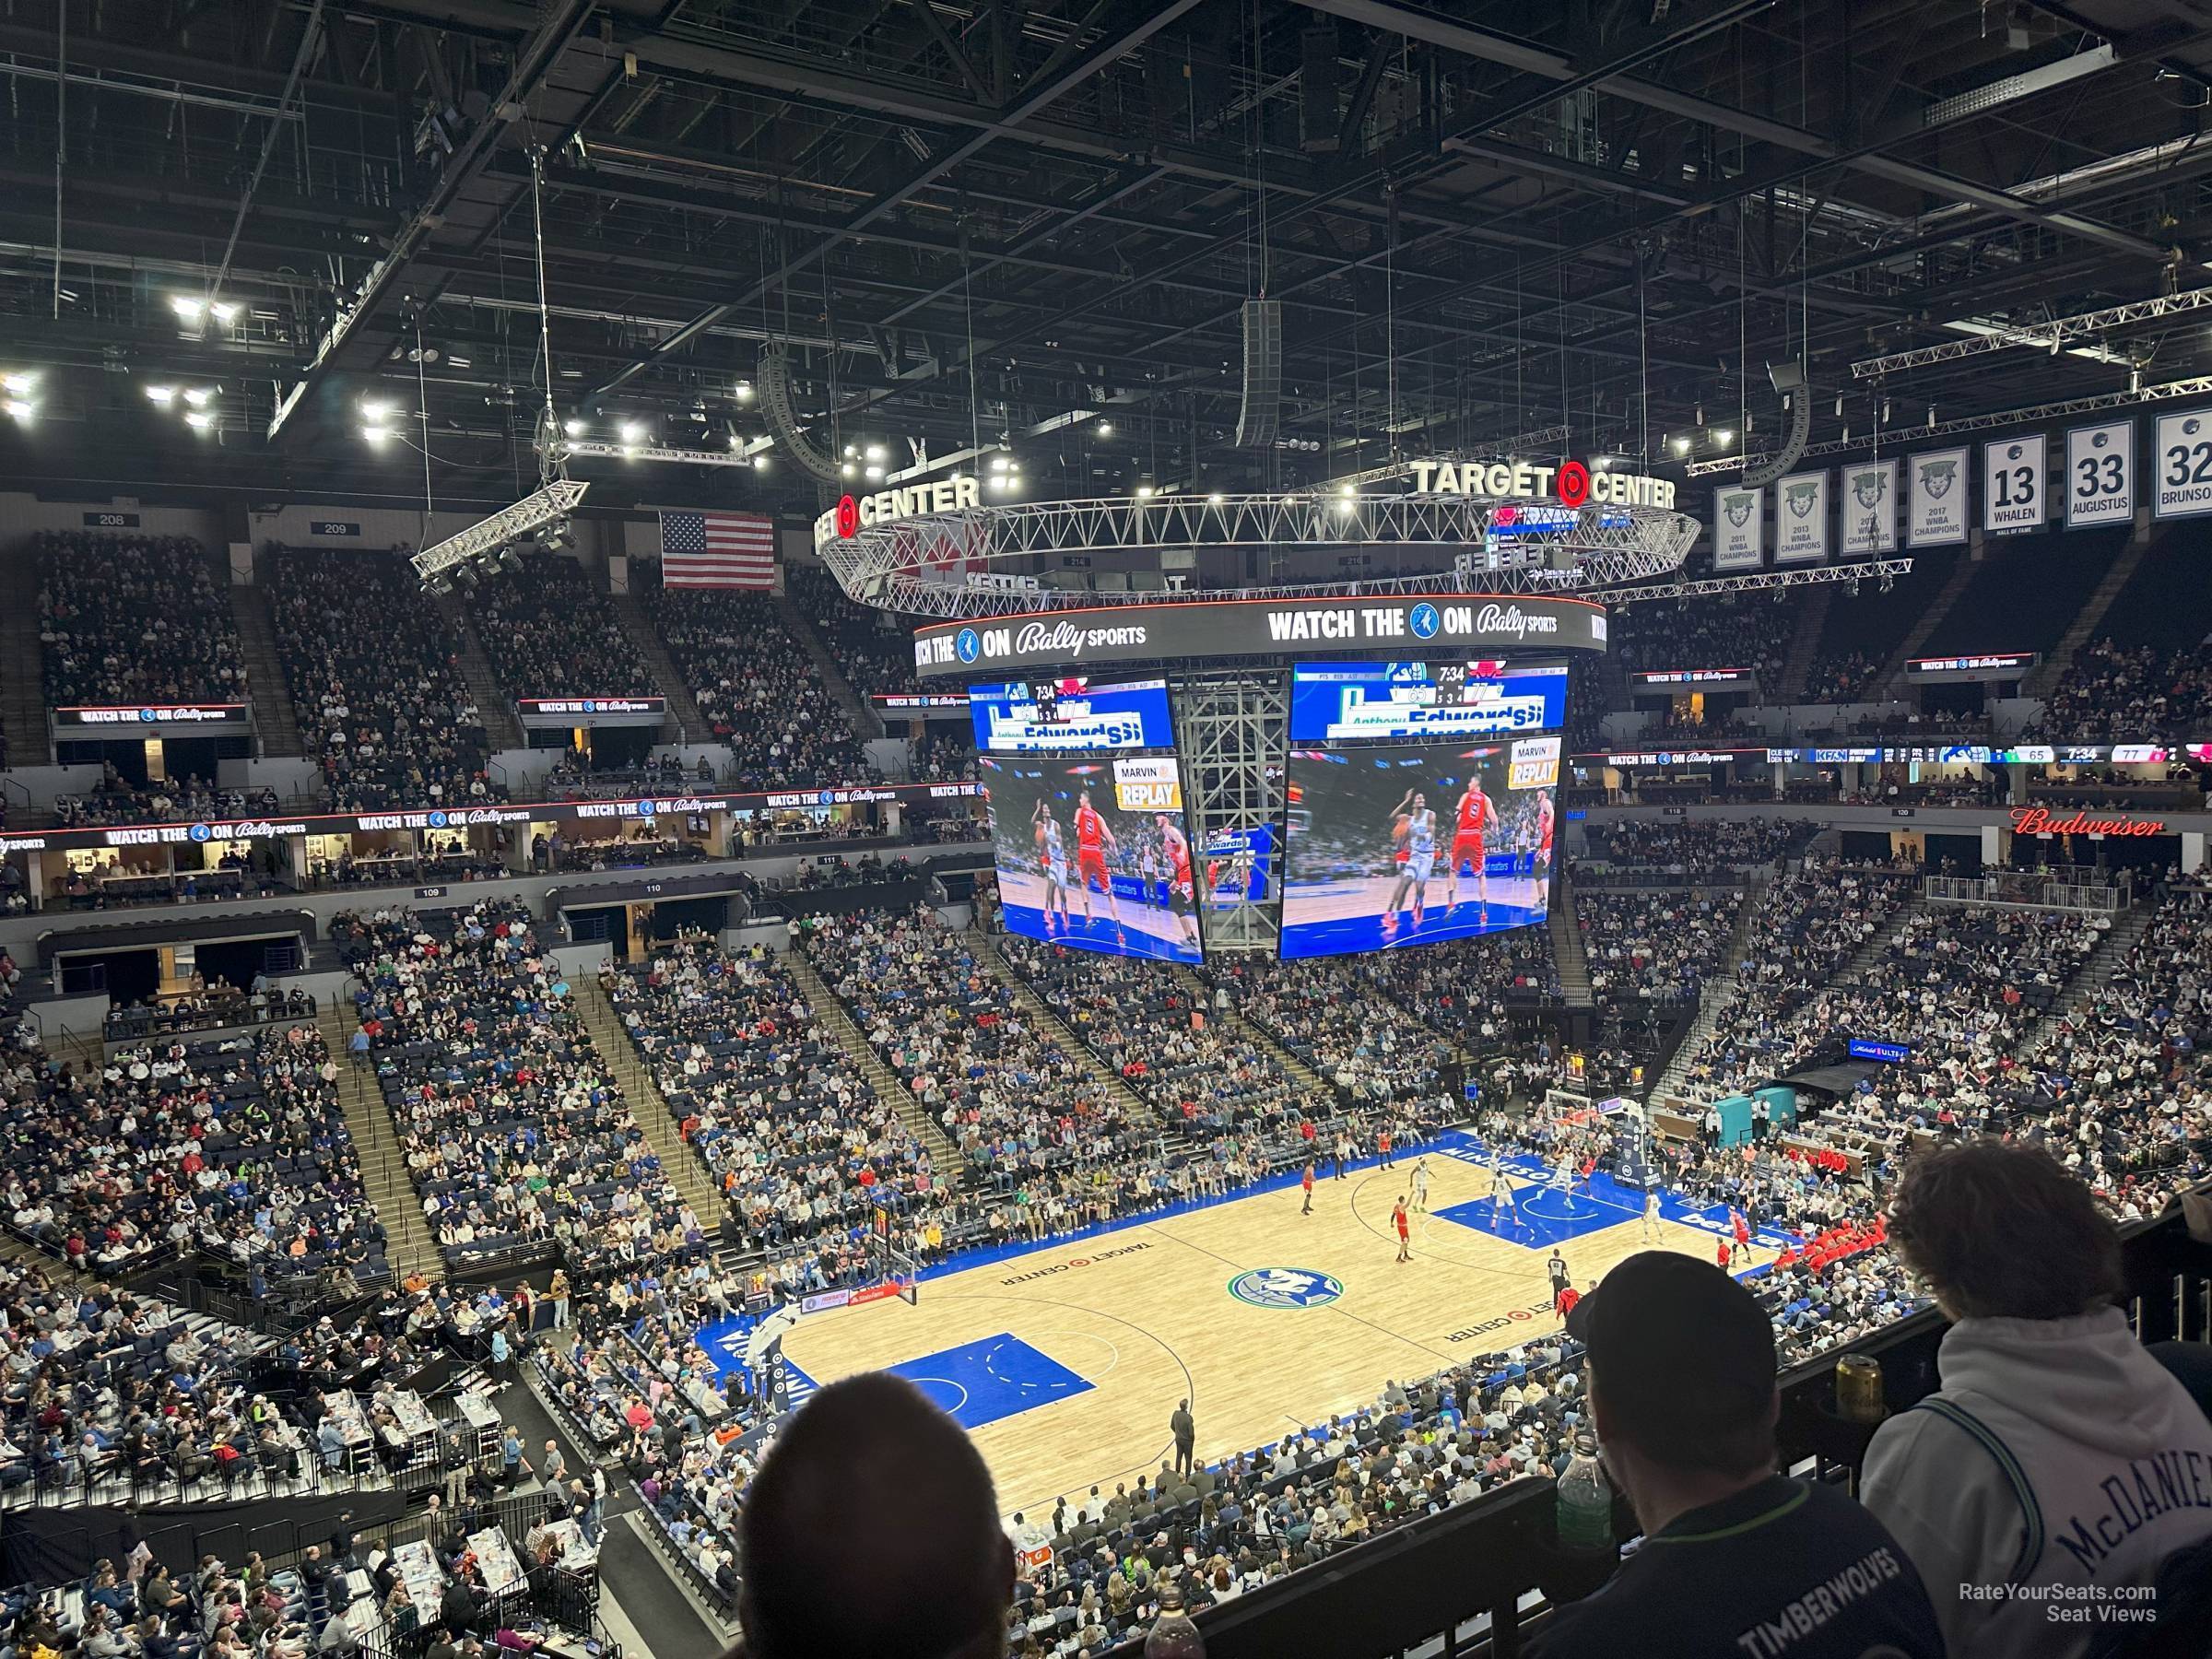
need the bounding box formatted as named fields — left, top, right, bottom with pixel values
left=1921, top=457, right=1959, bottom=500
left=1724, top=492, right=1755, bottom=528
left=1851, top=469, right=1888, bottom=510
left=2092, top=430, right=2111, bottom=450
left=1228, top=1267, right=1345, bottom=1309
left=2006, top=443, right=2024, bottom=461
left=1784, top=480, right=1818, bottom=520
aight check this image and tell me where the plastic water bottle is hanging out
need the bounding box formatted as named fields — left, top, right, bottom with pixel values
left=1144, top=1579, right=1205, bottom=1658
left=1555, top=1429, right=1615, bottom=1552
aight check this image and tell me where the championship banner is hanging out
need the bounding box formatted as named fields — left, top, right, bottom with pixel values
left=1712, top=485, right=1762, bottom=570
left=2065, top=421, right=2134, bottom=528
left=1773, top=471, right=1829, bottom=563
left=1983, top=433, right=2048, bottom=535
left=1907, top=447, right=1971, bottom=547
left=2152, top=407, right=2212, bottom=519
left=1839, top=460, right=1897, bottom=556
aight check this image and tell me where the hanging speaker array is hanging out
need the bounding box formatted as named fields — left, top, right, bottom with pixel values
left=759, top=346, right=843, bottom=484
left=1234, top=299, right=1282, bottom=449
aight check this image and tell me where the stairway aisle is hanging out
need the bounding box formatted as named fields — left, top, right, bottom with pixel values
left=572, top=980, right=732, bottom=1227
left=969, top=928, right=1158, bottom=1124
left=0, top=593, right=50, bottom=767
left=229, top=586, right=304, bottom=758
left=429, top=592, right=525, bottom=749
left=2028, top=534, right=2151, bottom=695
left=1548, top=868, right=1593, bottom=1007
left=784, top=947, right=964, bottom=1177
left=317, top=1009, right=441, bottom=1282
left=775, top=593, right=883, bottom=739
left=1650, top=872, right=1770, bottom=1101
left=608, top=590, right=711, bottom=742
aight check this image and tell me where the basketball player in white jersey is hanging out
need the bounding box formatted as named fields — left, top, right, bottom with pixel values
left=1409, top=1156, right=1431, bottom=1213
left=1033, top=800, right=1073, bottom=934
left=1641, top=1185, right=1663, bottom=1241
left=1381, top=789, right=1438, bottom=940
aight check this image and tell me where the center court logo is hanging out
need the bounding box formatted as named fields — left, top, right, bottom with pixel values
left=1227, top=1267, right=1343, bottom=1309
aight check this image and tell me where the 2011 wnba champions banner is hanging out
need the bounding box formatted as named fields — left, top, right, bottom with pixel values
left=1712, top=485, right=1762, bottom=570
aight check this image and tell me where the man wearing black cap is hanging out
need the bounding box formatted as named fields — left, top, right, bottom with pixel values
left=1529, top=1251, right=1943, bottom=1659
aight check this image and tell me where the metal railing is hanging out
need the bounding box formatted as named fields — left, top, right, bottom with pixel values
left=1924, top=873, right=2131, bottom=912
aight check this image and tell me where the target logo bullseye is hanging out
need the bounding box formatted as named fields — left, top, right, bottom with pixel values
left=835, top=494, right=861, bottom=537
left=1555, top=460, right=1592, bottom=508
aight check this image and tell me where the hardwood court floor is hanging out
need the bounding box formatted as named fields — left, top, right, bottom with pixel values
left=778, top=1142, right=1760, bottom=1518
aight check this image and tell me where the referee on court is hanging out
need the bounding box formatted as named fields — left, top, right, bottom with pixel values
left=1170, top=1399, right=1195, bottom=1477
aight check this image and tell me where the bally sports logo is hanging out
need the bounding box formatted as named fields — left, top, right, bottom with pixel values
left=1475, top=602, right=1559, bottom=640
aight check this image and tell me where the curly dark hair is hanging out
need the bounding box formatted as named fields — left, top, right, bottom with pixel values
left=1886, top=1138, right=2123, bottom=1322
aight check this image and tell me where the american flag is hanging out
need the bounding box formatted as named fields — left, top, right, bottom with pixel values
left=658, top=510, right=778, bottom=589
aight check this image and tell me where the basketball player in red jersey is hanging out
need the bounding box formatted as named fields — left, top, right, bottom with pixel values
left=1071, top=787, right=1125, bottom=945
left=1444, top=776, right=1494, bottom=912
left=1155, top=813, right=1201, bottom=950
left=1535, top=789, right=1556, bottom=909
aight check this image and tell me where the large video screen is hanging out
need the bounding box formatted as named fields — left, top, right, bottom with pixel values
left=1288, top=660, right=1567, bottom=743
left=982, top=754, right=1205, bottom=963
left=1279, top=737, right=1559, bottom=959
left=969, top=677, right=1175, bottom=754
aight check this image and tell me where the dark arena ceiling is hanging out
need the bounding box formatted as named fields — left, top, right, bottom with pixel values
left=5, top=0, right=2212, bottom=514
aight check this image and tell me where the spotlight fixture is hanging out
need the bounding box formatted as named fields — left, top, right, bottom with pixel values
left=1098, top=421, right=1113, bottom=436
left=1834, top=394, right=1844, bottom=418
left=865, top=444, right=886, bottom=463
left=1672, top=435, right=1691, bottom=455
left=540, top=523, right=571, bottom=554
left=1135, top=483, right=1156, bottom=499
left=844, top=444, right=857, bottom=459
left=208, top=301, right=239, bottom=325
left=1882, top=399, right=1893, bottom=424
left=170, top=296, right=205, bottom=320
left=183, top=410, right=214, bottom=430
left=1927, top=406, right=1936, bottom=429
left=145, top=385, right=177, bottom=405
left=361, top=425, right=392, bottom=445
left=411, top=478, right=590, bottom=590
left=865, top=464, right=884, bottom=480
left=564, top=418, right=585, bottom=438
left=841, top=462, right=856, bottom=477
left=361, top=398, right=394, bottom=421
left=750, top=454, right=768, bottom=471
left=497, top=547, right=524, bottom=573
left=2, top=371, right=38, bottom=395
left=989, top=455, right=1007, bottom=474
left=1694, top=403, right=1704, bottom=426
left=452, top=564, right=479, bottom=591
left=1716, top=429, right=1735, bottom=447
left=4, top=399, right=33, bottom=423
left=184, top=387, right=216, bottom=408
left=735, top=382, right=754, bottom=403
left=619, top=420, right=646, bottom=443
left=1207, top=491, right=1224, bottom=504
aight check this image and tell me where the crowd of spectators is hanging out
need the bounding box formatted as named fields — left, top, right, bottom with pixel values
left=53, top=769, right=277, bottom=830
left=265, top=548, right=500, bottom=812
left=641, top=580, right=875, bottom=789
left=36, top=533, right=245, bottom=705
left=1582, top=818, right=1813, bottom=880
left=800, top=909, right=1146, bottom=1192
left=1613, top=593, right=1800, bottom=684
left=997, top=937, right=1301, bottom=1137
left=0, top=1021, right=385, bottom=1284
left=601, top=936, right=939, bottom=1260
left=542, top=751, right=715, bottom=802
left=473, top=557, right=654, bottom=700
left=1577, top=890, right=1735, bottom=1007
left=1194, top=957, right=1452, bottom=1105
left=335, top=901, right=710, bottom=1277
left=784, top=567, right=915, bottom=697
left=2031, top=639, right=2212, bottom=741
left=908, top=729, right=976, bottom=783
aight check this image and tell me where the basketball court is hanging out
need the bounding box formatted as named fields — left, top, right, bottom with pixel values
left=698, top=1133, right=1783, bottom=1518
left=995, top=866, right=1203, bottom=961
left=1277, top=872, right=1547, bottom=954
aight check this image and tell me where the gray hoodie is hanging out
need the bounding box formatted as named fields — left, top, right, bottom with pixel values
left=1861, top=1307, right=2212, bottom=1659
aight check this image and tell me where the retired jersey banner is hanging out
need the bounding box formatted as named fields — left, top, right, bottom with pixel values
left=2065, top=421, right=2134, bottom=528
left=1983, top=433, right=2048, bottom=535
left=1907, top=447, right=1971, bottom=547
left=1839, top=460, right=1897, bottom=556
left=1773, top=471, right=1829, bottom=563
left=1712, top=485, right=1762, bottom=570
left=2152, top=407, right=2212, bottom=519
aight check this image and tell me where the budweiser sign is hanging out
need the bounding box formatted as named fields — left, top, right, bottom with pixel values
left=2008, top=806, right=2168, bottom=837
